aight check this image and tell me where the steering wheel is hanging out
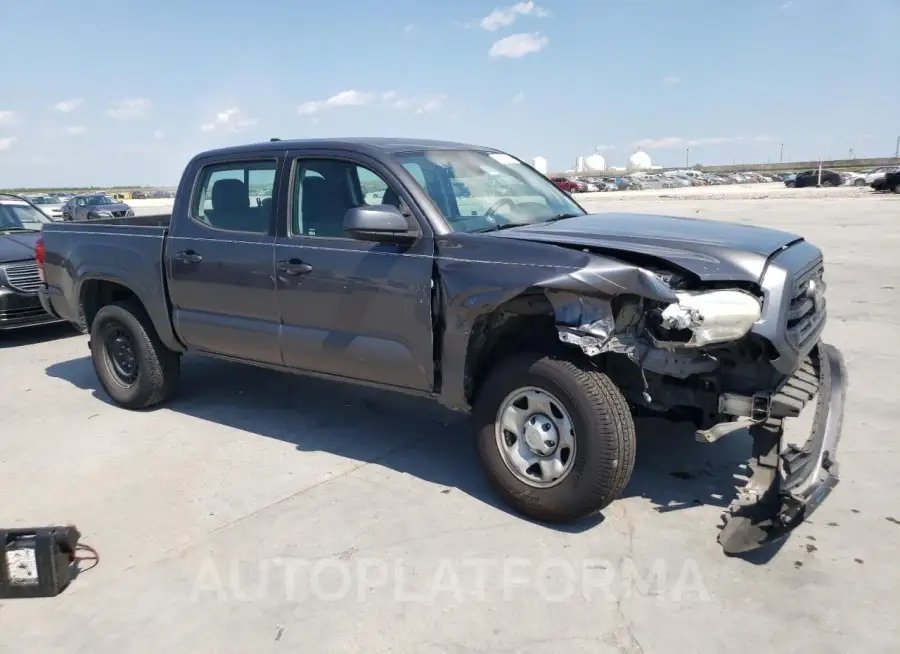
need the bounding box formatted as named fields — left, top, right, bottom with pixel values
left=484, top=198, right=517, bottom=221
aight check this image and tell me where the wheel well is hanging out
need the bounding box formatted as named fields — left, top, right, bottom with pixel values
left=464, top=292, right=568, bottom=405
left=80, top=280, right=138, bottom=331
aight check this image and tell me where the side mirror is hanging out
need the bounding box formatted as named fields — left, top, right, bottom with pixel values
left=343, top=204, right=418, bottom=244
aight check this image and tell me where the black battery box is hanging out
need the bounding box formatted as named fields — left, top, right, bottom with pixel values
left=0, top=526, right=81, bottom=599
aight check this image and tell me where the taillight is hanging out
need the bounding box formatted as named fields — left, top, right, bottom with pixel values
left=35, top=236, right=46, bottom=282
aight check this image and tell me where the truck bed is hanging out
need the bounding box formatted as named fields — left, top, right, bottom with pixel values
left=40, top=215, right=180, bottom=350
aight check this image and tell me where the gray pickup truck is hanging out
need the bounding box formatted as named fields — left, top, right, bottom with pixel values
left=37, top=137, right=847, bottom=554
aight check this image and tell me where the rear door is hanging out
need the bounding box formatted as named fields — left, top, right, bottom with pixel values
left=165, top=155, right=284, bottom=364
left=273, top=150, right=436, bottom=391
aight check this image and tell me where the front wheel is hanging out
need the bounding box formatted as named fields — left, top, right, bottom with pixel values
left=822, top=180, right=834, bottom=187
left=473, top=354, right=636, bottom=523
left=892, top=183, right=900, bottom=194
left=90, top=299, right=181, bottom=409
left=854, top=178, right=866, bottom=186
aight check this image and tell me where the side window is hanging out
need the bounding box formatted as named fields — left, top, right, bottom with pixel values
left=402, top=162, right=427, bottom=188
left=292, top=158, right=400, bottom=238
left=191, top=160, right=277, bottom=233
left=357, top=167, right=388, bottom=205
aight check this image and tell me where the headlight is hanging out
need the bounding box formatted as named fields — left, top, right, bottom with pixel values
left=659, top=289, right=762, bottom=347
left=126, top=209, right=134, bottom=217
left=93, top=210, right=113, bottom=217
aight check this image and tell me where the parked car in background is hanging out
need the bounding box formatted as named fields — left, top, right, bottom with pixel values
left=794, top=169, right=842, bottom=188
left=878, top=170, right=900, bottom=194
left=864, top=167, right=900, bottom=186
left=1, top=194, right=62, bottom=331
left=782, top=173, right=798, bottom=187
left=550, top=177, right=586, bottom=193
left=25, top=194, right=65, bottom=220
left=839, top=172, right=868, bottom=187
left=62, top=193, right=134, bottom=221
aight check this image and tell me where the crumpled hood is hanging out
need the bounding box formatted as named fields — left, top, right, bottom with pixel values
left=0, top=231, right=41, bottom=264
left=491, top=212, right=803, bottom=282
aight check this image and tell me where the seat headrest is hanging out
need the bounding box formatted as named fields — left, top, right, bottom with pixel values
left=211, top=178, right=249, bottom=212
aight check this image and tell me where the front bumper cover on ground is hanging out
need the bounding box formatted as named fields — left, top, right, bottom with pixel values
left=718, top=341, right=847, bottom=555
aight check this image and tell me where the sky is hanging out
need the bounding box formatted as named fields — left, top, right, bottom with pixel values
left=1, top=0, right=898, bottom=187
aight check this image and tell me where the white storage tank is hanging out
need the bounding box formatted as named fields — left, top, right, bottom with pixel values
left=584, top=153, right=606, bottom=172
left=628, top=149, right=652, bottom=171
left=532, top=156, right=548, bottom=174
left=575, top=156, right=586, bottom=172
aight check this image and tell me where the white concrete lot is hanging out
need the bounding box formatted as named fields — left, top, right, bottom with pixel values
left=2, top=185, right=899, bottom=653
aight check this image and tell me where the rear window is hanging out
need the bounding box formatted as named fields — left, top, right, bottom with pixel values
left=191, top=160, right=278, bottom=233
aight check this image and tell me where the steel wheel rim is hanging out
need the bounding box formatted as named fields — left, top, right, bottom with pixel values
left=103, top=324, right=139, bottom=386
left=495, top=386, right=577, bottom=488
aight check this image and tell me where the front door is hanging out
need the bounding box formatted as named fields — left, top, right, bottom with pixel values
left=165, top=157, right=283, bottom=364
left=273, top=153, right=435, bottom=391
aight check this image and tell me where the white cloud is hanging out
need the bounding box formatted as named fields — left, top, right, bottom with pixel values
left=780, top=2, right=793, bottom=9
left=0, top=136, right=17, bottom=151
left=53, top=98, right=83, bottom=113
left=200, top=107, right=258, bottom=133
left=663, top=75, right=682, bottom=85
left=153, top=129, right=165, bottom=140
left=298, top=90, right=375, bottom=115
left=106, top=98, right=151, bottom=120
left=62, top=125, right=87, bottom=136
left=632, top=135, right=774, bottom=149
left=512, top=92, right=525, bottom=104
left=594, top=144, right=615, bottom=151
left=489, top=32, right=549, bottom=58
left=0, top=110, right=18, bottom=125
left=298, top=90, right=446, bottom=116
left=403, top=24, right=415, bottom=33
left=480, top=2, right=549, bottom=30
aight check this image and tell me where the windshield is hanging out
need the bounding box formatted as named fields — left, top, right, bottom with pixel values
left=29, top=195, right=58, bottom=205
left=392, top=149, right=585, bottom=233
left=0, top=200, right=51, bottom=231
left=84, top=194, right=116, bottom=206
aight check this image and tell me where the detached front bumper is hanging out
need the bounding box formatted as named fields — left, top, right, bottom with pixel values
left=718, top=341, right=847, bottom=555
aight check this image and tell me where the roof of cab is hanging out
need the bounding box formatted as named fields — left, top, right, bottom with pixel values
left=193, top=137, right=499, bottom=161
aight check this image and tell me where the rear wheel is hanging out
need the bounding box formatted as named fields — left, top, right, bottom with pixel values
left=853, top=178, right=866, bottom=186
left=892, top=183, right=900, bottom=194
left=90, top=300, right=180, bottom=409
left=822, top=179, right=834, bottom=187
left=473, top=354, right=636, bottom=522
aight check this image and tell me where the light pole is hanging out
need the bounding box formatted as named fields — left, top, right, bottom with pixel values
left=780, top=143, right=784, bottom=163
left=895, top=135, right=899, bottom=158
left=849, top=148, right=855, bottom=160
left=685, top=147, right=690, bottom=169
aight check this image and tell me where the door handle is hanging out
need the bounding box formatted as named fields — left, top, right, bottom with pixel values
left=277, top=259, right=313, bottom=276
left=174, top=250, right=203, bottom=264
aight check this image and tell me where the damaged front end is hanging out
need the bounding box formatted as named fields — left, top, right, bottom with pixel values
left=546, top=253, right=847, bottom=555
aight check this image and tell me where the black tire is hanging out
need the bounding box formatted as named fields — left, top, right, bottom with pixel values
left=853, top=178, right=866, bottom=187
left=892, top=184, right=900, bottom=194
left=473, top=353, right=636, bottom=523
left=785, top=181, right=795, bottom=188
left=822, top=180, right=834, bottom=187
left=90, top=299, right=180, bottom=409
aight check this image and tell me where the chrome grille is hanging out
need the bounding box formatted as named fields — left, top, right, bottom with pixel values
left=786, top=256, right=826, bottom=348
left=1, top=261, right=41, bottom=294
